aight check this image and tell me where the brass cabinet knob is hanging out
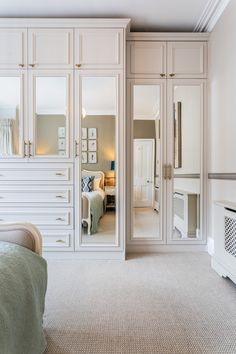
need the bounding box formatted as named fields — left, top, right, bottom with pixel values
left=18, top=64, right=24, bottom=68
left=160, top=73, right=165, bottom=77
left=29, top=64, right=35, bottom=68
left=169, top=73, right=175, bottom=77
left=75, top=64, right=81, bottom=68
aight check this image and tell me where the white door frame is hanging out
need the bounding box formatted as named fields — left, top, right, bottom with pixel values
left=133, top=138, right=155, bottom=208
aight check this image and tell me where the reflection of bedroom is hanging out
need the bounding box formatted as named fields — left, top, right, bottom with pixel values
left=80, top=77, right=116, bottom=243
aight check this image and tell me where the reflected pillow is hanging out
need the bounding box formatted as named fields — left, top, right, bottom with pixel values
left=82, top=176, right=95, bottom=192
left=93, top=177, right=101, bottom=191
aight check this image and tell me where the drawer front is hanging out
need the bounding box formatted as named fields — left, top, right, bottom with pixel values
left=0, top=208, right=73, bottom=229
left=127, top=41, right=166, bottom=78
left=42, top=230, right=74, bottom=251
left=0, top=186, right=73, bottom=206
left=0, top=164, right=73, bottom=184
left=75, top=29, right=123, bottom=69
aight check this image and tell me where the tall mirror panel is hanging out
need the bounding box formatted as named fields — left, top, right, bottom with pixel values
left=34, top=76, right=68, bottom=157
left=81, top=77, right=117, bottom=245
left=132, top=84, right=161, bottom=239
left=0, top=76, right=21, bottom=157
left=172, top=85, right=201, bottom=240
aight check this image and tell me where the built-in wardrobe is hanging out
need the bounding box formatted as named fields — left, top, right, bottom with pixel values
left=126, top=33, right=208, bottom=252
left=0, top=20, right=208, bottom=258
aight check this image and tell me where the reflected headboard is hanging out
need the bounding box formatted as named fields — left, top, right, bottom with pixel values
left=82, top=170, right=105, bottom=190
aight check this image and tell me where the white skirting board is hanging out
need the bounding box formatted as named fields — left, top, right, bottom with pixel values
left=43, top=251, right=125, bottom=260
left=126, top=244, right=207, bottom=253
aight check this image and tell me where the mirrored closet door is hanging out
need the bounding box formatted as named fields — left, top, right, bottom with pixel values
left=75, top=72, right=125, bottom=250
left=29, top=71, right=72, bottom=160
left=0, top=71, right=25, bottom=159
left=167, top=80, right=206, bottom=244
left=127, top=79, right=166, bottom=243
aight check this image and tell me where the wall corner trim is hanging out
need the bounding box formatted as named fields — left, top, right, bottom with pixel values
left=194, top=0, right=231, bottom=32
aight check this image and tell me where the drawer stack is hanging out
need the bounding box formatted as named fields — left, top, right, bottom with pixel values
left=0, top=163, right=74, bottom=251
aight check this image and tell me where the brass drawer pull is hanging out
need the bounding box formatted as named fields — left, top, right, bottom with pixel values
left=56, top=217, right=65, bottom=221
left=56, top=195, right=64, bottom=198
left=18, top=64, right=24, bottom=68
left=169, top=73, right=175, bottom=77
left=75, top=64, right=81, bottom=68
left=55, top=173, right=64, bottom=176
left=29, top=64, right=35, bottom=68
left=160, top=73, right=165, bottom=77
left=56, top=239, right=66, bottom=243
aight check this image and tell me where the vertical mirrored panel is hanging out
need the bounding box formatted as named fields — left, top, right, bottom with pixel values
left=172, top=85, right=201, bottom=240
left=35, top=77, right=67, bottom=156
left=132, top=85, right=161, bottom=239
left=81, top=77, right=117, bottom=245
left=0, top=77, right=21, bottom=157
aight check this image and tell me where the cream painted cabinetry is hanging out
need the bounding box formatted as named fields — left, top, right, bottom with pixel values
left=75, top=28, right=124, bottom=69
left=167, top=41, right=207, bottom=78
left=0, top=29, right=27, bottom=69
left=0, top=18, right=129, bottom=257
left=127, top=36, right=207, bottom=78
left=28, top=28, right=73, bottom=69
left=126, top=33, right=208, bottom=251
left=127, top=41, right=166, bottom=78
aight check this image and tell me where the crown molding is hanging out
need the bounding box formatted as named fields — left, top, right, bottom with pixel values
left=194, top=0, right=231, bottom=32
left=0, top=18, right=131, bottom=29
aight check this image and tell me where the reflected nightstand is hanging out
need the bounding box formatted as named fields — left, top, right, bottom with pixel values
left=105, top=186, right=116, bottom=210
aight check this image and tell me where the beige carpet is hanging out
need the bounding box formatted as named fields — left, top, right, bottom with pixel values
left=44, top=253, right=236, bottom=354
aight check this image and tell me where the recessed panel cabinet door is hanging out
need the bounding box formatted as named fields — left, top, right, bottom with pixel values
left=167, top=42, right=207, bottom=78
left=0, top=29, right=27, bottom=69
left=127, top=41, right=166, bottom=78
left=75, top=29, right=123, bottom=69
left=28, top=29, right=73, bottom=69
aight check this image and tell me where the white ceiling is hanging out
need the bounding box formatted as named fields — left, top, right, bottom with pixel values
left=0, top=0, right=211, bottom=32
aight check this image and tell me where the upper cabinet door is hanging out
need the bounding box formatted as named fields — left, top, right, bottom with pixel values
left=167, top=42, right=207, bottom=79
left=75, top=29, right=123, bottom=69
left=127, top=41, right=166, bottom=78
left=0, top=29, right=27, bottom=69
left=28, top=29, right=73, bottom=69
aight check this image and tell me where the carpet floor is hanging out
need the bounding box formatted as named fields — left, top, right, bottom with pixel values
left=44, top=253, right=236, bottom=354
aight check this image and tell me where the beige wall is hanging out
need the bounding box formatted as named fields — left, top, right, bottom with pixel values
left=133, top=120, right=156, bottom=139
left=82, top=115, right=115, bottom=172
left=36, top=114, right=66, bottom=155
left=208, top=0, right=236, bottom=244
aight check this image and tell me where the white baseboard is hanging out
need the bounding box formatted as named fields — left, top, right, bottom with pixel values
left=207, top=237, right=215, bottom=255
left=126, top=244, right=207, bottom=253
left=43, top=251, right=125, bottom=261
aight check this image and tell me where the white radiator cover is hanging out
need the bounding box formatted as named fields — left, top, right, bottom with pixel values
left=211, top=201, right=236, bottom=284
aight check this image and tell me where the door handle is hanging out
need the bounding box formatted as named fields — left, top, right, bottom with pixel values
left=167, top=164, right=173, bottom=180
left=28, top=140, right=33, bottom=157
left=74, top=140, right=79, bottom=158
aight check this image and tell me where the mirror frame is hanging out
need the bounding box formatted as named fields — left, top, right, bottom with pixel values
left=29, top=70, right=73, bottom=161
left=0, top=70, right=25, bottom=160
left=75, top=70, right=125, bottom=251
left=167, top=79, right=207, bottom=244
left=126, top=78, right=166, bottom=245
